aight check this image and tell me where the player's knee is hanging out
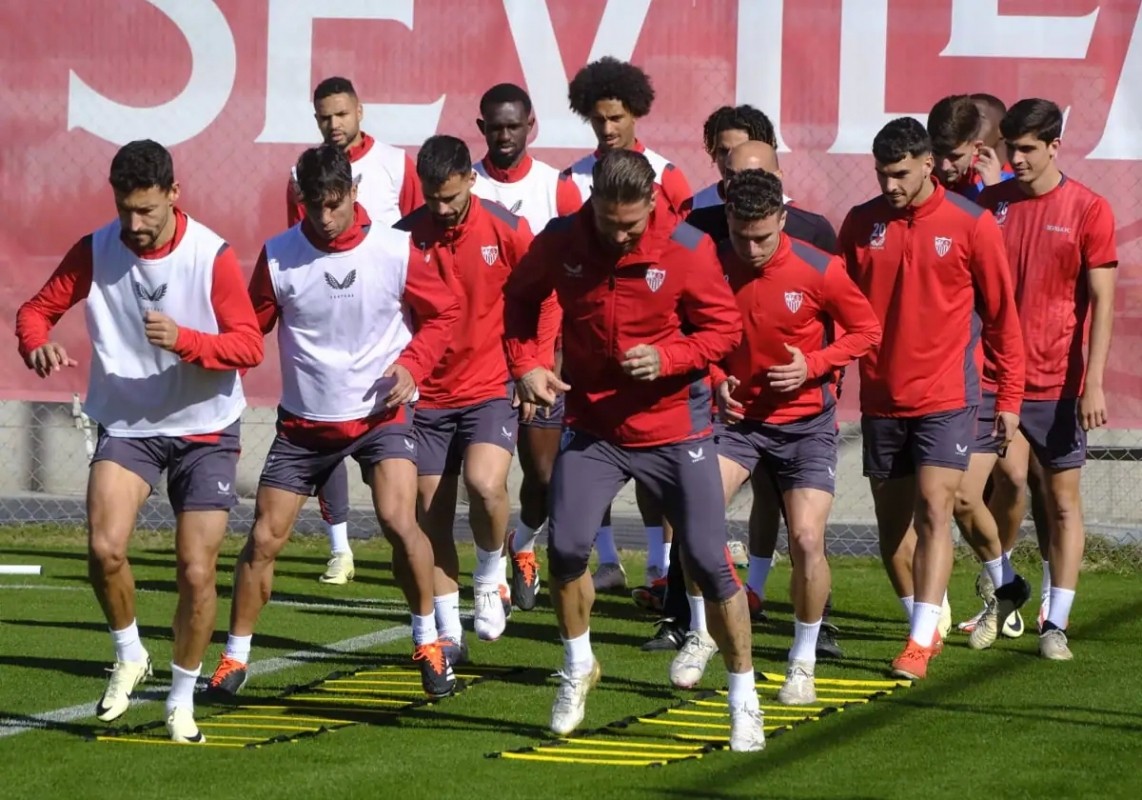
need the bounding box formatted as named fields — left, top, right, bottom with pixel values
left=994, top=462, right=1028, bottom=493
left=547, top=535, right=591, bottom=583
left=952, top=488, right=981, bottom=525
left=176, top=556, right=216, bottom=596
left=463, top=472, right=508, bottom=506
left=87, top=532, right=128, bottom=574
left=375, top=501, right=419, bottom=544
left=787, top=524, right=825, bottom=562
left=688, top=552, right=739, bottom=604
left=248, top=515, right=290, bottom=562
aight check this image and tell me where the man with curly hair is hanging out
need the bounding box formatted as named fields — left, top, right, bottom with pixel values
left=690, top=105, right=777, bottom=210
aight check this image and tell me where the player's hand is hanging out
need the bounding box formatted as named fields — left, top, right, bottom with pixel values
left=27, top=343, right=78, bottom=378
left=622, top=344, right=662, bottom=381
left=767, top=344, right=808, bottom=392
left=993, top=410, right=1020, bottom=450
left=975, top=145, right=1003, bottom=186
left=144, top=310, right=180, bottom=351
left=1080, top=384, right=1108, bottom=431
left=717, top=376, right=745, bottom=423
left=519, top=367, right=570, bottom=407
left=382, top=363, right=416, bottom=408
left=512, top=384, right=536, bottom=424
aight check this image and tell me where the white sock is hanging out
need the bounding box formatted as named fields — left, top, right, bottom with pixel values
left=1046, top=587, right=1075, bottom=631
left=789, top=617, right=822, bottom=664
left=983, top=556, right=1005, bottom=591
left=595, top=526, right=620, bottom=565
left=1000, top=552, right=1016, bottom=585
left=327, top=521, right=350, bottom=555
left=1041, top=559, right=1052, bottom=607
left=645, top=526, right=666, bottom=575
left=900, top=595, right=915, bottom=620
left=499, top=553, right=509, bottom=588
left=688, top=594, right=707, bottom=632
left=432, top=593, right=462, bottom=643
left=473, top=545, right=502, bottom=593
left=910, top=602, right=942, bottom=648
left=747, top=557, right=772, bottom=596
left=562, top=630, right=594, bottom=676
left=166, top=662, right=201, bottom=714
left=412, top=612, right=439, bottom=646
left=512, top=521, right=543, bottom=553
left=224, top=633, right=252, bottom=664
left=110, top=620, right=146, bottom=663
left=727, top=669, right=759, bottom=711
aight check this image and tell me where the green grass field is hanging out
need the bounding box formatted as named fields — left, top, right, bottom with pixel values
left=2, top=526, right=1141, bottom=800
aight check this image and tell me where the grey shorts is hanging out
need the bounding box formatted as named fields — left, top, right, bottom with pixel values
left=1021, top=397, right=1086, bottom=470
left=973, top=391, right=1003, bottom=455
left=716, top=409, right=839, bottom=494
left=414, top=398, right=518, bottom=476
left=91, top=421, right=241, bottom=514
left=520, top=393, right=565, bottom=430
left=861, top=407, right=978, bottom=479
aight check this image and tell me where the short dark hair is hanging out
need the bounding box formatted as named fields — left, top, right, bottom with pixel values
left=314, top=76, right=357, bottom=103
left=927, top=95, right=982, bottom=152
left=109, top=140, right=175, bottom=195
left=702, top=105, right=777, bottom=154
left=872, top=117, right=932, bottom=164
left=591, top=149, right=655, bottom=205
left=970, top=93, right=1007, bottom=118
left=1000, top=98, right=1064, bottom=143
left=294, top=144, right=353, bottom=205
left=480, top=83, right=532, bottom=116
left=568, top=57, right=655, bottom=119
left=416, top=135, right=472, bottom=187
left=724, top=169, right=784, bottom=221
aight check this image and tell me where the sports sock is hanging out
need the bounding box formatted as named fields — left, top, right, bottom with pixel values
left=110, top=620, right=146, bottom=663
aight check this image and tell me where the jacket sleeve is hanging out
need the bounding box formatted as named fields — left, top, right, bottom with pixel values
left=659, top=163, right=694, bottom=220
left=503, top=230, right=558, bottom=379
left=16, top=235, right=94, bottom=362
left=658, top=237, right=743, bottom=376
left=286, top=176, right=304, bottom=227
left=247, top=246, right=280, bottom=336
left=803, top=258, right=883, bottom=379
left=394, top=236, right=461, bottom=385
left=171, top=245, right=265, bottom=371
left=970, top=212, right=1025, bottom=414
left=510, top=218, right=562, bottom=371
left=398, top=155, right=424, bottom=217
left=555, top=173, right=584, bottom=217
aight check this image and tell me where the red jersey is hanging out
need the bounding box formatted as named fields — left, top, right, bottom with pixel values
left=396, top=195, right=551, bottom=408
left=839, top=179, right=1025, bottom=417
left=504, top=209, right=741, bottom=447
left=978, top=175, right=1118, bottom=400
left=711, top=235, right=882, bottom=425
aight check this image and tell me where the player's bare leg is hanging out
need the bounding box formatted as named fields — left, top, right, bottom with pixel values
left=1038, top=467, right=1083, bottom=660
left=1027, top=455, right=1053, bottom=628
left=417, top=474, right=465, bottom=651
left=509, top=424, right=561, bottom=609
left=745, top=471, right=781, bottom=620
left=88, top=461, right=153, bottom=723
left=316, top=460, right=354, bottom=585
left=777, top=487, right=833, bottom=705
left=462, top=443, right=515, bottom=640
left=870, top=477, right=918, bottom=617
left=989, top=432, right=1031, bottom=554
left=592, top=505, right=626, bottom=593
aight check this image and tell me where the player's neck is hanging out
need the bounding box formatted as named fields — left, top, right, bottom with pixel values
left=483, top=152, right=531, bottom=182
left=909, top=177, right=936, bottom=208
left=1023, top=164, right=1063, bottom=197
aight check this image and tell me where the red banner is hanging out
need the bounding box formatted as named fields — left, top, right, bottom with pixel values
left=3, top=0, right=1142, bottom=423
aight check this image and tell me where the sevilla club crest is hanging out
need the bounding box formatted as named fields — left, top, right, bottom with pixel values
left=481, top=245, right=499, bottom=265
left=934, top=236, right=952, bottom=257
left=645, top=268, right=666, bottom=292
left=784, top=291, right=803, bottom=313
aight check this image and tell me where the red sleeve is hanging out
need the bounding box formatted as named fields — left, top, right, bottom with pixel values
left=508, top=218, right=560, bottom=369
left=287, top=176, right=304, bottom=227
left=660, top=164, right=694, bottom=219
left=709, top=362, right=728, bottom=386
left=399, top=155, right=423, bottom=218
left=247, top=246, right=280, bottom=335
left=394, top=237, right=461, bottom=385
left=555, top=174, right=584, bottom=217
left=1081, top=196, right=1118, bottom=270
left=16, top=235, right=93, bottom=362
left=970, top=213, right=1025, bottom=414
left=504, top=231, right=559, bottom=379
left=658, top=237, right=743, bottom=376
left=803, top=259, right=883, bottom=380
left=171, top=246, right=265, bottom=371
left=837, top=210, right=860, bottom=281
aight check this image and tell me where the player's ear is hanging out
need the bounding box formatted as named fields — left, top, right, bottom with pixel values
left=167, top=181, right=181, bottom=205
left=527, top=113, right=536, bottom=135
left=778, top=209, right=787, bottom=231
left=466, top=169, right=477, bottom=188
left=476, top=118, right=486, bottom=136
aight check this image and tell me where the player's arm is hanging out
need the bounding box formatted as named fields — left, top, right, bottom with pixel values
left=657, top=238, right=743, bottom=376
left=969, top=213, right=1025, bottom=414
left=509, top=219, right=561, bottom=367
left=286, top=176, right=304, bottom=227
left=803, top=259, right=882, bottom=379
left=170, top=245, right=265, bottom=370
left=394, top=237, right=461, bottom=385
left=811, top=215, right=839, bottom=255
left=247, top=246, right=281, bottom=336
left=660, top=163, right=694, bottom=219
left=555, top=174, right=584, bottom=217
left=1079, top=197, right=1119, bottom=429
left=15, top=235, right=93, bottom=372
left=836, top=209, right=860, bottom=281
left=503, top=231, right=558, bottom=379
left=398, top=154, right=424, bottom=217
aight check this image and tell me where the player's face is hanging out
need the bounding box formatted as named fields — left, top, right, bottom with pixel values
left=875, top=153, right=933, bottom=209
left=728, top=210, right=786, bottom=268
left=304, top=185, right=358, bottom=241
left=423, top=171, right=476, bottom=227
left=114, top=184, right=179, bottom=250
left=934, top=141, right=976, bottom=186
left=478, top=102, right=533, bottom=169
left=314, top=93, right=362, bottom=150
left=589, top=99, right=636, bottom=152
left=713, top=129, right=751, bottom=179
left=592, top=195, right=655, bottom=254
left=1005, top=133, right=1059, bottom=185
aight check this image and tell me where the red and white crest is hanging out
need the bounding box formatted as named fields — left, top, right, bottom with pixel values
left=481, top=245, right=499, bottom=265
left=934, top=236, right=953, bottom=257
left=645, top=268, right=666, bottom=292
left=784, top=291, right=803, bottom=313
